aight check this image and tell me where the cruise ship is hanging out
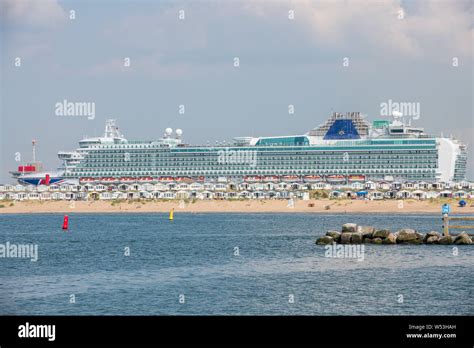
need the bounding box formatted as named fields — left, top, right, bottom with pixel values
left=12, top=112, right=468, bottom=185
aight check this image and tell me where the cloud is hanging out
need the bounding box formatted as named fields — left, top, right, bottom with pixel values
left=1, top=0, right=68, bottom=60
left=93, top=0, right=472, bottom=78
left=0, top=0, right=67, bottom=28
left=7, top=1, right=470, bottom=77
left=244, top=0, right=473, bottom=60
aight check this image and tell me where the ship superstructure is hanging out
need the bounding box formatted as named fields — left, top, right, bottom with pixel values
left=12, top=113, right=468, bottom=185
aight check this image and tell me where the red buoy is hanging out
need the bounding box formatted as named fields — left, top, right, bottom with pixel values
left=62, top=215, right=69, bottom=230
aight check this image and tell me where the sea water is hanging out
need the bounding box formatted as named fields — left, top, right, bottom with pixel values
left=0, top=213, right=472, bottom=315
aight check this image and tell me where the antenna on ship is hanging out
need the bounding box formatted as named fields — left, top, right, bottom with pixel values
left=104, top=119, right=124, bottom=139
left=164, top=128, right=173, bottom=139
left=32, top=139, right=37, bottom=162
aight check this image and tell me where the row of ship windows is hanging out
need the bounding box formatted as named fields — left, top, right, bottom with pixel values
left=83, top=158, right=438, bottom=163
left=72, top=169, right=437, bottom=175
left=89, top=146, right=436, bottom=152
left=80, top=159, right=438, bottom=164
left=87, top=153, right=437, bottom=160
left=81, top=157, right=438, bottom=162
left=89, top=149, right=437, bottom=158
left=89, top=140, right=436, bottom=150
left=76, top=162, right=438, bottom=169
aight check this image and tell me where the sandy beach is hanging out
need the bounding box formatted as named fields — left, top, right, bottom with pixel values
left=0, top=199, right=473, bottom=214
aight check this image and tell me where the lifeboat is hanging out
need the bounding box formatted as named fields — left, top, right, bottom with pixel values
left=120, top=177, right=136, bottom=183
left=79, top=177, right=98, bottom=183
left=100, top=177, right=116, bottom=183
left=159, top=176, right=175, bottom=182
left=79, top=177, right=94, bottom=184
left=348, top=175, right=366, bottom=182
left=263, top=176, right=279, bottom=182
left=176, top=176, right=193, bottom=182
left=138, top=176, right=154, bottom=183
left=244, top=176, right=262, bottom=182
left=326, top=175, right=346, bottom=183
left=282, top=175, right=300, bottom=182
left=303, top=175, right=322, bottom=182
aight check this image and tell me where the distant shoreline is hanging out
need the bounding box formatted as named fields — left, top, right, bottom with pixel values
left=1, top=199, right=473, bottom=214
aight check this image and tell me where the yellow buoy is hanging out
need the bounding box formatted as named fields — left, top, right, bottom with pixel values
left=169, top=209, right=174, bottom=221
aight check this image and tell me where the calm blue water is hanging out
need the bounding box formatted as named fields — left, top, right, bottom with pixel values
left=0, top=213, right=472, bottom=315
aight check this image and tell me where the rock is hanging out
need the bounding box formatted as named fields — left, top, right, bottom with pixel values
left=373, top=229, right=391, bottom=239
left=425, top=236, right=439, bottom=244
left=398, top=227, right=416, bottom=233
left=382, top=233, right=397, bottom=244
left=426, top=231, right=441, bottom=237
left=342, top=223, right=357, bottom=233
left=454, top=232, right=473, bottom=245
left=326, top=231, right=341, bottom=242
left=316, top=236, right=334, bottom=245
left=397, top=229, right=418, bottom=242
left=438, top=236, right=454, bottom=245
left=357, top=226, right=375, bottom=237
left=423, top=231, right=441, bottom=242
left=372, top=238, right=383, bottom=245
left=340, top=232, right=352, bottom=244
left=351, top=232, right=363, bottom=244
left=362, top=231, right=374, bottom=239
left=363, top=237, right=373, bottom=244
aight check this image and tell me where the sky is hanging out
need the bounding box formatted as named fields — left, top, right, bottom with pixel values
left=1, top=0, right=473, bottom=183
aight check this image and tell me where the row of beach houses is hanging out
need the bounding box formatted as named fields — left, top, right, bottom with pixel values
left=0, top=180, right=473, bottom=201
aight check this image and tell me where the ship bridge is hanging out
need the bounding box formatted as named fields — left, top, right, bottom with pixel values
left=308, top=112, right=370, bottom=139
left=255, top=136, right=309, bottom=146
